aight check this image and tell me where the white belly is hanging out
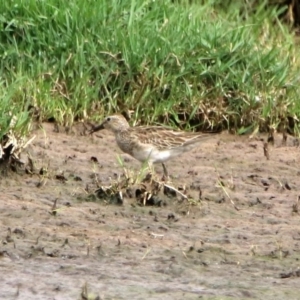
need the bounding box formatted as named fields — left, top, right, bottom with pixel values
left=132, top=147, right=172, bottom=164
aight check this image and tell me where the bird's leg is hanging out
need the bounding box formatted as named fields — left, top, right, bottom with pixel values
left=161, top=163, right=169, bottom=181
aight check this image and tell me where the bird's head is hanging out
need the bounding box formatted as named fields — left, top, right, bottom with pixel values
left=90, top=114, right=130, bottom=134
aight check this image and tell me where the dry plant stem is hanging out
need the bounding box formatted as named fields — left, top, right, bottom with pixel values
left=182, top=251, right=188, bottom=259
left=22, top=135, right=36, bottom=149
left=163, top=183, right=188, bottom=200
left=282, top=131, right=287, bottom=146
left=214, top=165, right=239, bottom=211
left=162, top=162, right=169, bottom=178
left=150, top=232, right=164, bottom=238
left=292, top=195, right=300, bottom=213
left=51, top=198, right=58, bottom=212
left=81, top=282, right=88, bottom=300
left=263, top=142, right=270, bottom=160
left=230, top=167, right=235, bottom=189
left=267, top=128, right=275, bottom=145
left=272, top=177, right=283, bottom=189
left=141, top=247, right=151, bottom=260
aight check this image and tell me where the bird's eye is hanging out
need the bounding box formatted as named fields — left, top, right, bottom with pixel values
left=107, top=117, right=111, bottom=121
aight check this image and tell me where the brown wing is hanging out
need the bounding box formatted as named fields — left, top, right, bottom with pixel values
left=128, top=126, right=212, bottom=150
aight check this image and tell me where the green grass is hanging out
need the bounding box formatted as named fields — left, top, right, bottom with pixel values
left=0, top=79, right=31, bottom=140
left=0, top=0, right=299, bottom=139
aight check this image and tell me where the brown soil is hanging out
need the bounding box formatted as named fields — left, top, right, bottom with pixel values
left=1, top=123, right=300, bottom=300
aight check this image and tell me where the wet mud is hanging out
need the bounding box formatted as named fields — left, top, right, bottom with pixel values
left=1, top=123, right=300, bottom=299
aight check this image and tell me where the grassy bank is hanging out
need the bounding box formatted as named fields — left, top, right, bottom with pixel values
left=0, top=0, right=299, bottom=139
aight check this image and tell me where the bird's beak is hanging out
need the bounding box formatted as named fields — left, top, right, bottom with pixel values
left=89, top=121, right=106, bottom=134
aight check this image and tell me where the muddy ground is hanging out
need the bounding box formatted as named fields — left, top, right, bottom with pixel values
left=1, top=123, right=300, bottom=300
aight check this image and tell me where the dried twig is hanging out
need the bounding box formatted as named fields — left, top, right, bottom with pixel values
left=263, top=142, right=270, bottom=160
left=163, top=183, right=188, bottom=200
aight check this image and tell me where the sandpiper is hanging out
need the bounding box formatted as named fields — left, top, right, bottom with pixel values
left=90, top=114, right=214, bottom=176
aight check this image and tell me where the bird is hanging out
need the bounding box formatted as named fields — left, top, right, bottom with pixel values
left=90, top=114, right=215, bottom=178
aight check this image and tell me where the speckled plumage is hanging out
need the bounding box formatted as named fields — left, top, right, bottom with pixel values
left=90, top=114, right=213, bottom=166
